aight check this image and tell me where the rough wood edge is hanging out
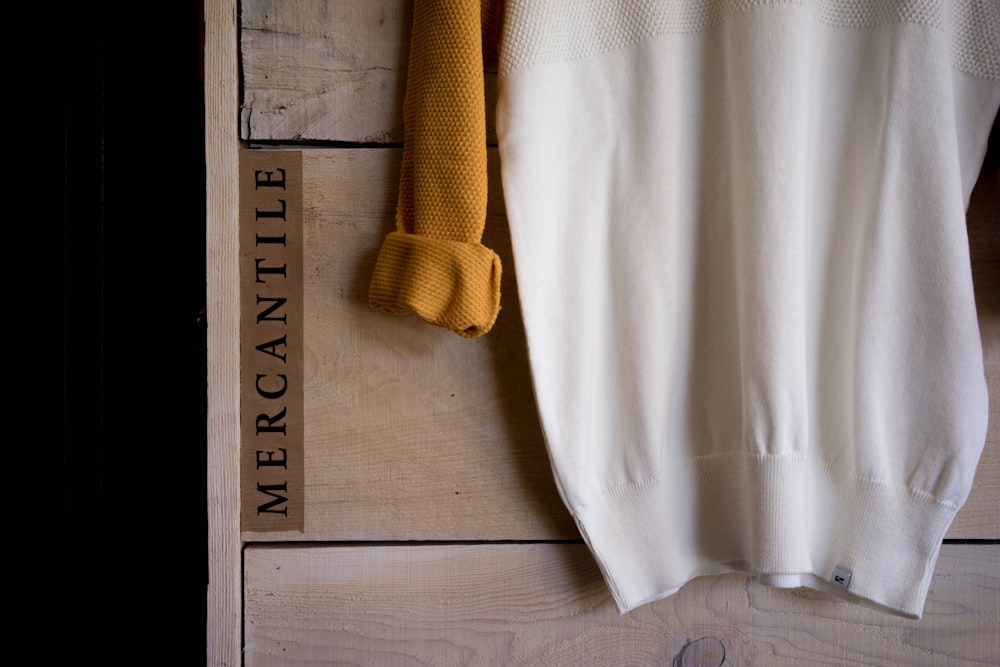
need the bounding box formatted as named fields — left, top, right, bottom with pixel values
left=206, top=0, right=242, bottom=664
left=242, top=542, right=1000, bottom=666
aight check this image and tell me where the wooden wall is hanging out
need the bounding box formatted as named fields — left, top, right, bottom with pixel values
left=207, top=1, right=1000, bottom=664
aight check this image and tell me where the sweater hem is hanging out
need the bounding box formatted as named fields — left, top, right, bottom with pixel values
left=570, top=453, right=959, bottom=617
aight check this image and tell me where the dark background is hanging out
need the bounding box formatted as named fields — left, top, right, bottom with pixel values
left=58, top=2, right=207, bottom=660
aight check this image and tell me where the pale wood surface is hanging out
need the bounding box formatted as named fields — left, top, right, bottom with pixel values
left=206, top=0, right=242, bottom=663
left=244, top=543, right=1000, bottom=666
left=253, top=148, right=576, bottom=542
left=240, top=0, right=498, bottom=145
left=241, top=147, right=999, bottom=543
left=241, top=1, right=409, bottom=144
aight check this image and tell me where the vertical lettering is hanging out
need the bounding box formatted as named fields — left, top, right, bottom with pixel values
left=256, top=374, right=288, bottom=400
left=256, top=408, right=287, bottom=435
left=254, top=168, right=286, bottom=189
left=255, top=258, right=287, bottom=283
left=255, top=336, right=287, bottom=362
left=256, top=296, right=288, bottom=323
left=256, top=448, right=288, bottom=469
left=256, top=483, right=289, bottom=515
left=256, top=234, right=287, bottom=246
left=241, top=151, right=304, bottom=532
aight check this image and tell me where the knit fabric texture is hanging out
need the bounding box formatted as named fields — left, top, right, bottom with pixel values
left=491, top=0, right=997, bottom=617
left=369, top=0, right=501, bottom=338
left=499, top=0, right=1000, bottom=77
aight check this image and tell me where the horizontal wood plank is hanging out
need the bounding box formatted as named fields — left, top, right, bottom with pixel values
left=240, top=0, right=497, bottom=144
left=243, top=147, right=998, bottom=542
left=241, top=147, right=576, bottom=542
left=240, top=1, right=408, bottom=144
left=244, top=542, right=1000, bottom=666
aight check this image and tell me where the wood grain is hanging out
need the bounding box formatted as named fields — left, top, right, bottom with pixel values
left=244, top=542, right=1000, bottom=666
left=241, top=1, right=409, bottom=144
left=240, top=0, right=498, bottom=144
left=241, top=147, right=576, bottom=542
left=206, top=0, right=242, bottom=663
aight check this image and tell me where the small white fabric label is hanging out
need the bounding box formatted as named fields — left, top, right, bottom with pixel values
left=831, top=566, right=853, bottom=590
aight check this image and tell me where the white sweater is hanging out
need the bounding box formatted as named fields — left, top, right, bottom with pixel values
left=494, top=0, right=998, bottom=617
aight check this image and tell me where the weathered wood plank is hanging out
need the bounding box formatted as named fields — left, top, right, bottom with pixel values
left=240, top=147, right=576, bottom=542
left=240, top=1, right=410, bottom=143
left=240, top=0, right=498, bottom=144
left=243, top=147, right=998, bottom=542
left=244, top=543, right=1000, bottom=666
left=206, top=0, right=243, bottom=663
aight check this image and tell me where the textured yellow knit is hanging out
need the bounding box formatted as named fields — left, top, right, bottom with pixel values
left=369, top=0, right=502, bottom=338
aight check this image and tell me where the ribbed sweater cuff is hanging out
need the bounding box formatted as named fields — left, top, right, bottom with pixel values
left=369, top=231, right=501, bottom=338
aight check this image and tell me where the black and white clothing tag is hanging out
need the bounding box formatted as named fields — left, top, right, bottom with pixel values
left=831, top=565, right=853, bottom=590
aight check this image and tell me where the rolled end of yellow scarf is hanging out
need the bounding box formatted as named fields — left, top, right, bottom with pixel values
left=369, top=231, right=501, bottom=338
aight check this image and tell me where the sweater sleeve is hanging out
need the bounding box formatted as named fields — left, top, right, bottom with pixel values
left=368, top=0, right=502, bottom=339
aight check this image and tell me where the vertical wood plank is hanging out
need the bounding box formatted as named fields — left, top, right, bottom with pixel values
left=206, top=0, right=242, bottom=663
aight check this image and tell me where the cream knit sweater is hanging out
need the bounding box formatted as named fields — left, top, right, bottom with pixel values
left=371, top=0, right=1000, bottom=617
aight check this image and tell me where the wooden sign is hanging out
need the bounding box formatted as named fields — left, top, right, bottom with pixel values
left=239, top=150, right=305, bottom=532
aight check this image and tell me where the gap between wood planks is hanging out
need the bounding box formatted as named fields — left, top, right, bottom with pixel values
left=241, top=538, right=999, bottom=546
